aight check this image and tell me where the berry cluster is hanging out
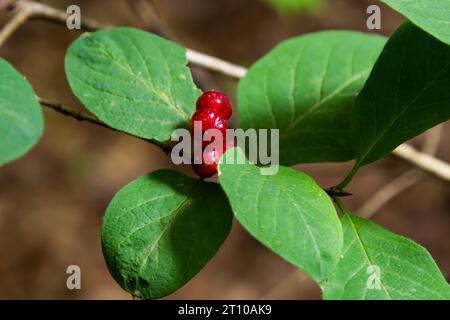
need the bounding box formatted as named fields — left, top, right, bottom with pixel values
left=191, top=91, right=233, bottom=178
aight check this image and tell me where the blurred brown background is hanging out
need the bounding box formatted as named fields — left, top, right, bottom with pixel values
left=0, top=0, right=448, bottom=299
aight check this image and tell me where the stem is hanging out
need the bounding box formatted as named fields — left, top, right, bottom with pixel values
left=333, top=197, right=350, bottom=216
left=39, top=99, right=172, bottom=153
left=334, top=163, right=360, bottom=190
left=40, top=99, right=109, bottom=128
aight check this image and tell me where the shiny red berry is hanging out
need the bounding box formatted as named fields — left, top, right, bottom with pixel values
left=192, top=139, right=235, bottom=178
left=192, top=147, right=221, bottom=178
left=192, top=162, right=218, bottom=178
left=196, top=91, right=232, bottom=120
left=191, top=109, right=227, bottom=136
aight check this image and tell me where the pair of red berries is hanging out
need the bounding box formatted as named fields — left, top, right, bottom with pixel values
left=191, top=91, right=233, bottom=178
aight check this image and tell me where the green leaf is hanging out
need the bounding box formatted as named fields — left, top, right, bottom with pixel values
left=382, top=0, right=450, bottom=45
left=218, top=148, right=343, bottom=285
left=0, top=58, right=43, bottom=166
left=65, top=27, right=201, bottom=142
left=237, top=31, right=386, bottom=165
left=101, top=169, right=233, bottom=299
left=324, top=214, right=450, bottom=300
left=338, top=22, right=450, bottom=188
left=263, top=0, right=325, bottom=14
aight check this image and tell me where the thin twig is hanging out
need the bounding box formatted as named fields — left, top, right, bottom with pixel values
left=391, top=143, right=450, bottom=183
left=39, top=98, right=172, bottom=153
left=0, top=0, right=106, bottom=47
left=0, top=2, right=33, bottom=47
left=15, top=0, right=106, bottom=30
left=186, top=49, right=247, bottom=79
left=39, top=99, right=110, bottom=128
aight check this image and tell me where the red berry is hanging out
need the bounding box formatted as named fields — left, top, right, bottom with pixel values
left=192, top=162, right=217, bottom=178
left=192, top=147, right=221, bottom=178
left=208, top=138, right=236, bottom=154
left=190, top=94, right=234, bottom=179
left=191, top=109, right=227, bottom=137
left=192, top=139, right=235, bottom=179
left=196, top=91, right=232, bottom=120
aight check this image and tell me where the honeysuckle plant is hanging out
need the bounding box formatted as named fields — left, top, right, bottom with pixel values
left=1, top=1, right=450, bottom=300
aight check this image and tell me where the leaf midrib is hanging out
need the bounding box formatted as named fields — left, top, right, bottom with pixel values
left=82, top=35, right=191, bottom=124
left=134, top=181, right=202, bottom=293
left=355, top=59, right=450, bottom=166
left=282, top=68, right=371, bottom=137
left=345, top=214, right=393, bottom=299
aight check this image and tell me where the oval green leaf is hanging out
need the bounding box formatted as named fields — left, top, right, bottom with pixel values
left=65, top=28, right=201, bottom=142
left=237, top=31, right=386, bottom=165
left=0, top=58, right=43, bottom=166
left=218, top=148, right=343, bottom=285
left=382, top=0, right=450, bottom=45
left=102, top=169, right=233, bottom=299
left=339, top=22, right=450, bottom=188
left=324, top=214, right=450, bottom=300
